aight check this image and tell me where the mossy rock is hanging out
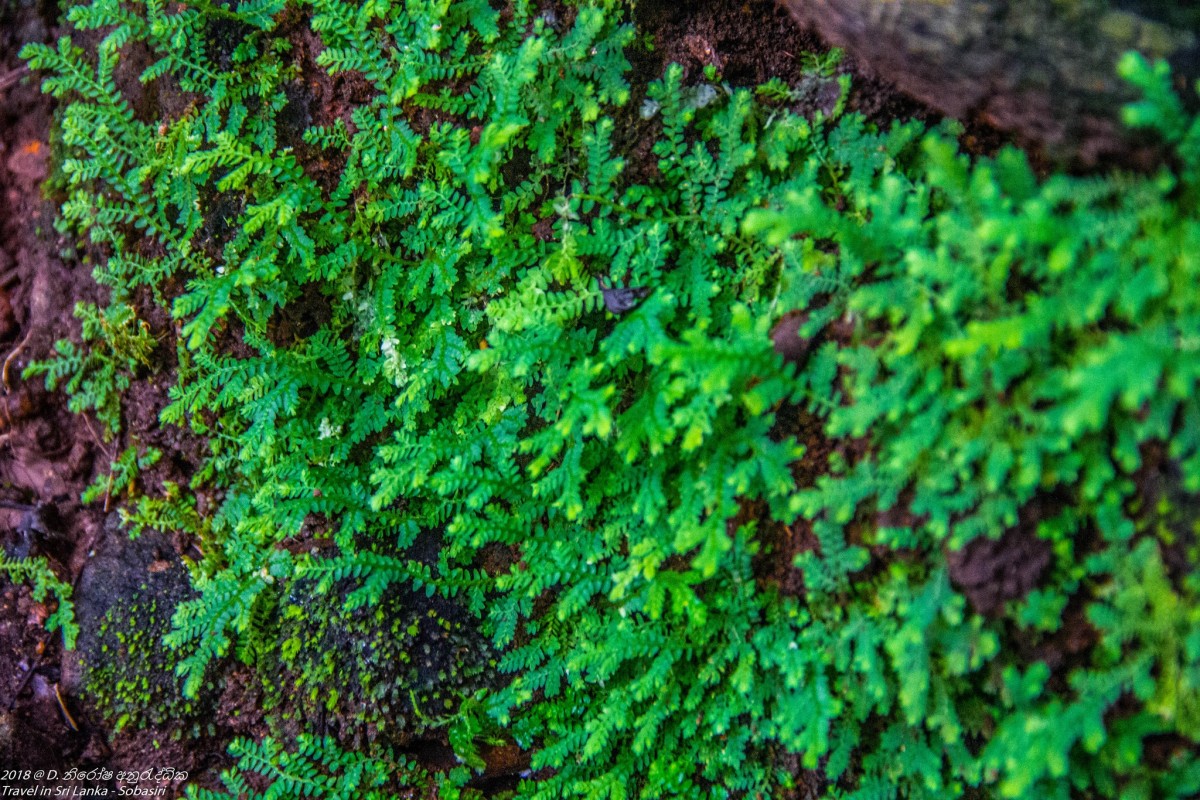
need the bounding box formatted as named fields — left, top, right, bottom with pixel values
left=73, top=521, right=218, bottom=737
left=259, top=575, right=499, bottom=751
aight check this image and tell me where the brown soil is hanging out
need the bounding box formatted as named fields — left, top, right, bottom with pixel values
left=0, top=0, right=104, bottom=775
left=0, top=0, right=232, bottom=791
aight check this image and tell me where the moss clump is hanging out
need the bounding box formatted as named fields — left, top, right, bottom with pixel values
left=84, top=577, right=218, bottom=738
left=260, top=576, right=498, bottom=751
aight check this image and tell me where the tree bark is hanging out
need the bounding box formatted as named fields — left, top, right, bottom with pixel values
left=779, top=0, right=1200, bottom=165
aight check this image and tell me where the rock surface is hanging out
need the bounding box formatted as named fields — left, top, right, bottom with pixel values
left=780, top=0, right=1200, bottom=165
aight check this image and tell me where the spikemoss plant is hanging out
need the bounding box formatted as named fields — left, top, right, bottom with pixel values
left=0, top=552, right=78, bottom=649
left=21, top=0, right=1200, bottom=798
left=24, top=301, right=155, bottom=435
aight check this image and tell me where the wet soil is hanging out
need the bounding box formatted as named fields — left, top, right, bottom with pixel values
left=0, top=0, right=232, bottom=789
left=0, top=0, right=103, bottom=775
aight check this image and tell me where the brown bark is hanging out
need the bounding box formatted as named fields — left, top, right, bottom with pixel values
left=779, top=0, right=1200, bottom=165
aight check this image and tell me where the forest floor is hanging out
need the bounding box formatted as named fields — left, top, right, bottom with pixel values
left=0, top=0, right=1018, bottom=792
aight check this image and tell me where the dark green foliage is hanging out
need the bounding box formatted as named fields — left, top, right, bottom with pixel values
left=187, top=735, right=426, bottom=800
left=23, top=1, right=1200, bottom=798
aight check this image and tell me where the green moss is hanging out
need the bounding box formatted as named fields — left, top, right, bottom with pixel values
left=83, top=579, right=218, bottom=738
left=257, top=575, right=498, bottom=751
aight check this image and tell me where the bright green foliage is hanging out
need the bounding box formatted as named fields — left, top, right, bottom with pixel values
left=121, top=479, right=211, bottom=539
left=742, top=51, right=1200, bottom=800
left=82, top=443, right=162, bottom=506
left=0, top=552, right=78, bottom=649
left=23, top=301, right=154, bottom=434
left=23, top=0, right=1200, bottom=797
left=187, top=735, right=426, bottom=800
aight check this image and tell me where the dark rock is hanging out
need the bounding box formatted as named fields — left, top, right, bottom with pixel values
left=771, top=311, right=816, bottom=367
left=947, top=502, right=1054, bottom=615
left=780, top=0, right=1200, bottom=167
left=71, top=518, right=186, bottom=661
